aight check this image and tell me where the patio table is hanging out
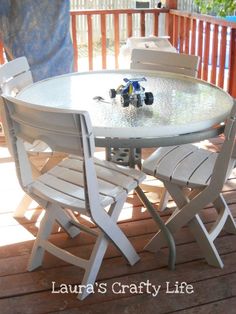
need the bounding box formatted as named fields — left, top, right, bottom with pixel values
left=17, top=69, right=234, bottom=270
left=17, top=69, right=233, bottom=151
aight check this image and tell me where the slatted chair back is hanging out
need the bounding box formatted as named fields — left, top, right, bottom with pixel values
left=131, top=49, right=200, bottom=77
left=0, top=57, right=69, bottom=218
left=0, top=56, right=33, bottom=95
left=0, top=57, right=33, bottom=152
left=2, top=95, right=99, bottom=215
left=209, top=103, right=236, bottom=193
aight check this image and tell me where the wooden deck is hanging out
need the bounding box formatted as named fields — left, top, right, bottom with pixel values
left=0, top=138, right=235, bottom=314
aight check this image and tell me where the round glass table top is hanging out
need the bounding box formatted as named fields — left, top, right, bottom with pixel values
left=17, top=70, right=233, bottom=138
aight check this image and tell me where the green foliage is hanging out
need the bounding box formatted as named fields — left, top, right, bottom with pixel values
left=194, top=0, right=236, bottom=17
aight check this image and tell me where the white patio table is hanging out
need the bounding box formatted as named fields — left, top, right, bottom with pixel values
left=16, top=69, right=234, bottom=270
left=17, top=69, right=233, bottom=152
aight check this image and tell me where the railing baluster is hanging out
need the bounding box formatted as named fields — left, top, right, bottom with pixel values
left=228, top=28, right=236, bottom=97
left=173, top=14, right=179, bottom=48
left=140, top=12, right=145, bottom=36
left=179, top=16, right=185, bottom=52
left=127, top=13, right=132, bottom=38
left=218, top=26, right=227, bottom=89
left=114, top=13, right=120, bottom=69
left=153, top=12, right=159, bottom=36
left=191, top=19, right=196, bottom=55
left=87, top=14, right=93, bottom=70
left=211, top=24, right=219, bottom=85
left=197, top=20, right=203, bottom=79
left=166, top=10, right=174, bottom=44
left=203, top=22, right=210, bottom=81
left=101, top=14, right=107, bottom=69
left=184, top=17, right=190, bottom=54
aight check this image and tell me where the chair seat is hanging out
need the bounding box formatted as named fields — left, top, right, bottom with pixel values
left=29, top=156, right=145, bottom=211
left=142, top=144, right=221, bottom=188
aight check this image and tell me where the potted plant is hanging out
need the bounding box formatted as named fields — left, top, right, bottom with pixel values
left=194, top=0, right=236, bottom=17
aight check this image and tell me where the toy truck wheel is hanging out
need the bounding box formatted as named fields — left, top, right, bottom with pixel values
left=109, top=89, right=117, bottom=98
left=144, top=92, right=154, bottom=105
left=121, top=94, right=130, bottom=107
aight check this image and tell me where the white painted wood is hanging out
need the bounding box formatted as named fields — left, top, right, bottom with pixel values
left=143, top=103, right=236, bottom=268
left=2, top=94, right=144, bottom=300
left=131, top=49, right=200, bottom=77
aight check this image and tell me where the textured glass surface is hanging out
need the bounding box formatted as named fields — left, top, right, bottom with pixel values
left=18, top=70, right=233, bottom=138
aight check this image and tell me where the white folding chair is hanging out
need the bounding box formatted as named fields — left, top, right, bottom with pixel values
left=0, top=57, right=66, bottom=217
left=2, top=95, right=145, bottom=300
left=142, top=103, right=236, bottom=268
left=130, top=49, right=200, bottom=209
left=131, top=49, right=199, bottom=77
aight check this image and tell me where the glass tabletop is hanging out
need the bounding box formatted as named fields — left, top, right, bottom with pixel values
left=17, top=69, right=233, bottom=138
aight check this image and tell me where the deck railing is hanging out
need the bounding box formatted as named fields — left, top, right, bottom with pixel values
left=167, top=9, right=236, bottom=97
left=1, top=7, right=236, bottom=97
left=70, top=8, right=168, bottom=71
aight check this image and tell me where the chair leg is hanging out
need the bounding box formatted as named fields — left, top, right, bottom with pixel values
left=78, top=232, right=109, bottom=300
left=145, top=183, right=188, bottom=252
left=188, top=214, right=224, bottom=268
left=158, top=189, right=169, bottom=211
left=135, top=185, right=176, bottom=270
left=55, top=207, right=81, bottom=238
left=92, top=194, right=140, bottom=266
left=107, top=196, right=140, bottom=266
left=28, top=205, right=56, bottom=271
left=213, top=195, right=236, bottom=235
left=13, top=194, right=33, bottom=218
left=79, top=196, right=140, bottom=300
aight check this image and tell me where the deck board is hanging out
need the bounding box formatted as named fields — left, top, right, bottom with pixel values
left=0, top=138, right=235, bottom=313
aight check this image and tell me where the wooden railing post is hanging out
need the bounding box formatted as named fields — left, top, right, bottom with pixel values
left=165, top=1, right=177, bottom=43
left=101, top=14, right=107, bottom=69
left=71, top=14, right=78, bottom=71
left=228, top=28, right=236, bottom=97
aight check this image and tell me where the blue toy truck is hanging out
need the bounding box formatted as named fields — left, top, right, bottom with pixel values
left=109, top=77, right=154, bottom=107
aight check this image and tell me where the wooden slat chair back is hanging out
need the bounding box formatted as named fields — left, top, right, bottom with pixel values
left=2, top=95, right=145, bottom=300
left=131, top=49, right=200, bottom=77
left=0, top=57, right=66, bottom=217
left=142, top=103, right=236, bottom=268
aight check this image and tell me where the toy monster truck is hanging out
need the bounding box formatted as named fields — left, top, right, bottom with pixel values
left=109, top=77, right=154, bottom=107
